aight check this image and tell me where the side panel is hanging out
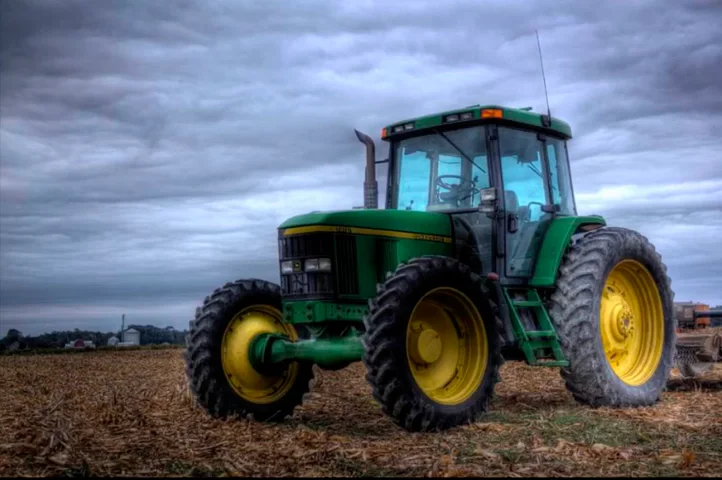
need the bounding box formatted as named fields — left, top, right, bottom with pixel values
left=529, top=216, right=606, bottom=287
left=354, top=236, right=453, bottom=299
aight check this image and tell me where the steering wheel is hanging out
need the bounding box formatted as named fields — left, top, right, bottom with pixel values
left=435, top=175, right=477, bottom=205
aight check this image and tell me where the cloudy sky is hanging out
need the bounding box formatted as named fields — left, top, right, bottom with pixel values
left=1, top=0, right=721, bottom=336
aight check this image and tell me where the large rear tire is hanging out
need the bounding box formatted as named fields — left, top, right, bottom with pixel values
left=362, top=256, right=503, bottom=432
left=184, top=278, right=314, bottom=421
left=549, top=226, right=676, bottom=407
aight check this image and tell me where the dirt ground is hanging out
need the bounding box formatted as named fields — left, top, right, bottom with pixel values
left=0, top=348, right=720, bottom=477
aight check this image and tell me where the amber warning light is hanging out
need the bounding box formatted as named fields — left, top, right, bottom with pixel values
left=481, top=109, right=503, bottom=118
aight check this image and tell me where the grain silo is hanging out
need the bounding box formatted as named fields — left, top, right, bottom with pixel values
left=107, top=336, right=119, bottom=346
left=122, top=328, right=141, bottom=345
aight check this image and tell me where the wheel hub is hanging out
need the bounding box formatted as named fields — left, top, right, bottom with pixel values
left=607, top=293, right=635, bottom=342
left=409, top=327, right=443, bottom=365
left=405, top=288, right=488, bottom=406
left=602, top=288, right=636, bottom=364
left=221, top=306, right=299, bottom=404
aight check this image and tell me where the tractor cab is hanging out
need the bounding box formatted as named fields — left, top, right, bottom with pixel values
left=380, top=106, right=578, bottom=281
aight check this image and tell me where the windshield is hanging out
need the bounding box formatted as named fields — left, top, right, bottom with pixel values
left=392, top=126, right=490, bottom=211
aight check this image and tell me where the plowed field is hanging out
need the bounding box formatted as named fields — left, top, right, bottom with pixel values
left=1, top=349, right=720, bottom=477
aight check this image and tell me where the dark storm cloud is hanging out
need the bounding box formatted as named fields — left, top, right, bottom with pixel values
left=1, top=0, right=721, bottom=335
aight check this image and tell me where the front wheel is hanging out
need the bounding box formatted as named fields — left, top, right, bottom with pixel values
left=549, top=226, right=676, bottom=407
left=362, top=256, right=503, bottom=432
left=184, top=278, right=314, bottom=421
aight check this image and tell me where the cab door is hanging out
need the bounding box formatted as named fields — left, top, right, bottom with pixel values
left=448, top=153, right=494, bottom=275
left=497, top=127, right=553, bottom=278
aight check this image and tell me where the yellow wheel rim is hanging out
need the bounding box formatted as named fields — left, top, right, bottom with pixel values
left=406, top=287, right=488, bottom=405
left=600, top=259, right=665, bottom=386
left=221, top=305, right=299, bottom=404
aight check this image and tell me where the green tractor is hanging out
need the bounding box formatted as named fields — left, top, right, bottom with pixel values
left=184, top=105, right=676, bottom=432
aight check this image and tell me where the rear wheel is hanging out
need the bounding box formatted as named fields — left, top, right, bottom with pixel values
left=549, top=226, right=676, bottom=406
left=362, top=256, right=502, bottom=432
left=184, top=279, right=314, bottom=421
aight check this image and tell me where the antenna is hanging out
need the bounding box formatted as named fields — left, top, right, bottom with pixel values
left=535, top=29, right=552, bottom=126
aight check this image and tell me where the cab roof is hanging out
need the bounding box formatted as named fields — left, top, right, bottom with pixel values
left=381, top=104, right=572, bottom=141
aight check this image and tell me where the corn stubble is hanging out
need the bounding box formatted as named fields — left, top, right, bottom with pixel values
left=0, top=348, right=720, bottom=477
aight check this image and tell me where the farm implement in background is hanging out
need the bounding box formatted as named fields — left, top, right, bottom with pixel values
left=674, top=309, right=722, bottom=379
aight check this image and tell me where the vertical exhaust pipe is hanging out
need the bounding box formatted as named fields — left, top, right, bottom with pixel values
left=354, top=129, right=378, bottom=209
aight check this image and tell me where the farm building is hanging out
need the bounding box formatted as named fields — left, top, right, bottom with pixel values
left=107, top=336, right=119, bottom=346
left=116, top=328, right=141, bottom=347
left=124, top=328, right=139, bottom=343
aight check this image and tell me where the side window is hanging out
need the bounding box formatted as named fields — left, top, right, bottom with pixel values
left=545, top=139, right=576, bottom=215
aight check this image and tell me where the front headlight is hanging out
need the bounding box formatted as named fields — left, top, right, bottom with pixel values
left=281, top=260, right=294, bottom=274
left=318, top=258, right=331, bottom=271
left=304, top=258, right=331, bottom=272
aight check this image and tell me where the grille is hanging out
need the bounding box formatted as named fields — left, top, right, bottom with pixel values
left=335, top=235, right=359, bottom=295
left=280, top=272, right=333, bottom=298
left=279, top=233, right=333, bottom=259
left=278, top=231, right=360, bottom=298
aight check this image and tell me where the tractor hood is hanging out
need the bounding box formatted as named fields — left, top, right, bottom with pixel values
left=278, top=209, right=452, bottom=237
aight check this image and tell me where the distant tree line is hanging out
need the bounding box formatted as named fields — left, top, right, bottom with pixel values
left=0, top=325, right=188, bottom=352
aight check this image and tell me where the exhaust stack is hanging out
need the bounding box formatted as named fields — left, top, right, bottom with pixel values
left=354, top=129, right=378, bottom=209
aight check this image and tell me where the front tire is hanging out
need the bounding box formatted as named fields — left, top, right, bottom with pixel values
left=549, top=226, right=676, bottom=407
left=184, top=278, right=314, bottom=421
left=362, top=256, right=503, bottom=432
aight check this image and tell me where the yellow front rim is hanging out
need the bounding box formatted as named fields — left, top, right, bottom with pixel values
left=406, top=287, right=488, bottom=405
left=600, top=259, right=665, bottom=386
left=221, top=305, right=299, bottom=404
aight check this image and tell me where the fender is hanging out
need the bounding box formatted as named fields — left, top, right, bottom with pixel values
left=530, top=215, right=606, bottom=287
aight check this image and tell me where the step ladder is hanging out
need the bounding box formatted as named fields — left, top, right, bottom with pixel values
left=502, top=287, right=569, bottom=367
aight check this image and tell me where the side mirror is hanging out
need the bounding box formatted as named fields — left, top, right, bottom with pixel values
left=541, top=203, right=561, bottom=214
left=479, top=187, right=497, bottom=213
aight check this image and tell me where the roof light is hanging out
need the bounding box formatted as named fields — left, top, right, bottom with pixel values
left=443, top=111, right=473, bottom=123
left=381, top=127, right=388, bottom=138
left=404, top=123, right=414, bottom=130
left=481, top=109, right=503, bottom=118
left=393, top=125, right=405, bottom=133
